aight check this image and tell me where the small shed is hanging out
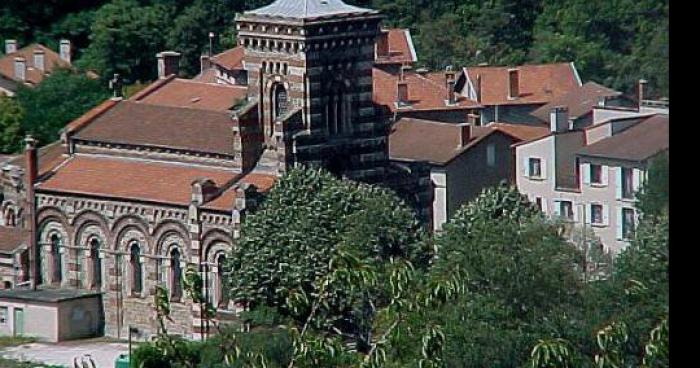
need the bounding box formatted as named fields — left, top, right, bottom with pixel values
left=0, top=288, right=103, bottom=342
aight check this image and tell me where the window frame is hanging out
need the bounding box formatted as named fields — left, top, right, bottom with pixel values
left=529, top=158, right=542, bottom=178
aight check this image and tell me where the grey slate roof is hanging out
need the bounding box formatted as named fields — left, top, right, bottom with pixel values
left=245, top=0, right=377, bottom=19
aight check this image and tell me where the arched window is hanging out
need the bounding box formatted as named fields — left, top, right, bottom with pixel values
left=273, top=84, right=288, bottom=119
left=50, top=234, right=62, bottom=284
left=4, top=208, right=15, bottom=226
left=170, top=248, right=183, bottom=301
left=90, top=238, right=102, bottom=290
left=326, top=83, right=345, bottom=135
left=217, top=255, right=229, bottom=309
left=130, top=243, right=143, bottom=296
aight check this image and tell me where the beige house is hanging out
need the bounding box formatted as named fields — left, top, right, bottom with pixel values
left=515, top=106, right=668, bottom=254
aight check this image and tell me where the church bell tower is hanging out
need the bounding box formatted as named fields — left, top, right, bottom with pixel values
left=235, top=0, right=388, bottom=183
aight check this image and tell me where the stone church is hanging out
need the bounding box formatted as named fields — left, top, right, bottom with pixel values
left=0, top=0, right=422, bottom=340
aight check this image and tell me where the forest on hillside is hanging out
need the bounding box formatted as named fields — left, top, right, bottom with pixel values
left=1, top=0, right=668, bottom=97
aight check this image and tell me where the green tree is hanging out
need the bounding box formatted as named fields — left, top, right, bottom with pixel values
left=0, top=96, right=24, bottom=153
left=15, top=68, right=109, bottom=146
left=636, top=152, right=669, bottom=219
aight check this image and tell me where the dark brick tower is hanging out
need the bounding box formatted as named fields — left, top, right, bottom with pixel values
left=235, top=0, right=388, bottom=183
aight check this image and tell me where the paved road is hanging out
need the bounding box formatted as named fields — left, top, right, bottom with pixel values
left=1, top=341, right=129, bottom=368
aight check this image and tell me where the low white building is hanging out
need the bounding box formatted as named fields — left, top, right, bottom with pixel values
left=515, top=106, right=668, bottom=254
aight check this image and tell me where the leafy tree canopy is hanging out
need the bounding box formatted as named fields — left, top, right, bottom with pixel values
left=0, top=96, right=24, bottom=153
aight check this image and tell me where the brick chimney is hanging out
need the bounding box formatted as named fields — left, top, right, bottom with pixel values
left=397, top=80, right=408, bottom=105
left=549, top=106, right=569, bottom=133
left=59, top=39, right=71, bottom=64
left=33, top=49, right=45, bottom=72
left=508, top=68, right=519, bottom=99
left=24, top=135, right=38, bottom=290
left=446, top=68, right=456, bottom=105
left=474, top=74, right=482, bottom=103
left=376, top=31, right=389, bottom=58
left=156, top=51, right=181, bottom=79
left=14, top=57, right=26, bottom=81
left=638, top=79, right=648, bottom=109
left=200, top=55, right=211, bottom=74
left=5, top=40, right=17, bottom=54
left=458, top=123, right=472, bottom=147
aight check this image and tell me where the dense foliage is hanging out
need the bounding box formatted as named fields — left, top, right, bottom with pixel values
left=0, top=96, right=23, bottom=153
left=1, top=0, right=668, bottom=96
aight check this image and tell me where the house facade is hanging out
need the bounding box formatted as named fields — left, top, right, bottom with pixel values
left=0, top=40, right=72, bottom=96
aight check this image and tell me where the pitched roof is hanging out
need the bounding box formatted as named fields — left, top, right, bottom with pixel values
left=244, top=0, right=377, bottom=19
left=577, top=114, right=669, bottom=162
left=463, top=62, right=581, bottom=106
left=73, top=101, right=238, bottom=155
left=193, top=67, right=218, bottom=83
left=5, top=141, right=68, bottom=177
left=486, top=122, right=550, bottom=142
left=531, top=82, right=621, bottom=122
left=203, top=173, right=278, bottom=211
left=373, top=68, right=480, bottom=112
left=375, top=29, right=417, bottom=65
left=0, top=226, right=27, bottom=253
left=0, top=44, right=70, bottom=86
left=210, top=46, right=245, bottom=70
left=132, top=78, right=248, bottom=111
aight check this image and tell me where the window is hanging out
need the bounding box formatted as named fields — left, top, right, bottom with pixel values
left=170, top=249, right=183, bottom=301
left=50, top=234, right=62, bottom=284
left=130, top=243, right=143, bottom=296
left=217, top=255, right=229, bottom=309
left=559, top=201, right=573, bottom=221
left=529, top=158, right=542, bottom=178
left=591, top=204, right=603, bottom=224
left=590, top=164, right=602, bottom=184
left=486, top=144, right=496, bottom=167
left=622, top=168, right=634, bottom=199
left=622, top=208, right=635, bottom=239
left=0, top=307, right=6, bottom=324
left=273, top=84, right=288, bottom=119
left=90, top=239, right=101, bottom=290
left=535, top=197, right=543, bottom=211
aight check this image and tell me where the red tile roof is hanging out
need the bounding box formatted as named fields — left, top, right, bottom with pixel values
left=578, top=114, right=669, bottom=162
left=375, top=29, right=417, bottom=65
left=0, top=226, right=28, bottom=253
left=73, top=101, right=238, bottom=155
left=463, top=62, right=581, bottom=106
left=133, top=78, right=248, bottom=111
left=204, top=173, right=278, bottom=211
left=531, top=82, right=621, bottom=122
left=6, top=141, right=68, bottom=177
left=193, top=68, right=219, bottom=83
left=36, top=156, right=234, bottom=206
left=0, top=44, right=70, bottom=86
left=373, top=68, right=480, bottom=112
left=487, top=122, right=549, bottom=142
left=211, top=46, right=245, bottom=70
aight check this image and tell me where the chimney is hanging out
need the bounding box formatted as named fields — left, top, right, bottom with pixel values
left=549, top=106, right=569, bottom=133
left=33, top=49, right=45, bottom=72
left=397, top=81, right=408, bottom=105
left=156, top=51, right=181, bottom=78
left=376, top=31, right=389, bottom=58
left=24, top=135, right=38, bottom=290
left=59, top=39, right=71, bottom=64
left=5, top=40, right=17, bottom=54
left=458, top=123, right=472, bottom=147
left=14, top=57, right=26, bottom=81
left=638, top=79, right=648, bottom=109
left=446, top=67, right=456, bottom=105
left=508, top=68, right=519, bottom=99
left=200, top=55, right=211, bottom=73
left=474, top=74, right=482, bottom=103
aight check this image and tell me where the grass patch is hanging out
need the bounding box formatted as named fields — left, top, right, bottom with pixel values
left=0, top=336, right=35, bottom=349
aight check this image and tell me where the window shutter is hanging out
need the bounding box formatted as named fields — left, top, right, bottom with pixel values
left=541, top=158, right=547, bottom=179
left=601, top=165, right=609, bottom=186
left=602, top=204, right=610, bottom=226
left=585, top=204, right=592, bottom=224
left=616, top=207, right=623, bottom=240
left=553, top=200, right=561, bottom=216
left=541, top=199, right=548, bottom=215
left=523, top=157, right=530, bottom=177
left=582, top=163, right=591, bottom=185
left=615, top=167, right=623, bottom=200
left=632, top=168, right=641, bottom=192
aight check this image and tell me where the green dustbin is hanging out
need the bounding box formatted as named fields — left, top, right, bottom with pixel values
left=115, top=353, right=130, bottom=368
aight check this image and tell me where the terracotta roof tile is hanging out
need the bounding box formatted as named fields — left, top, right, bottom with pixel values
left=375, top=29, right=416, bottom=65
left=531, top=82, right=621, bottom=122
left=193, top=67, right=219, bottom=83
left=487, top=122, right=549, bottom=142
left=134, top=78, right=248, bottom=111
left=0, top=226, right=28, bottom=253
left=64, top=98, right=120, bottom=134
left=36, top=156, right=240, bottom=206
left=204, top=173, right=278, bottom=211
left=463, top=62, right=581, bottom=106
left=6, top=141, right=68, bottom=177
left=373, top=68, right=480, bottom=112
left=0, top=44, right=70, bottom=86
left=578, top=115, right=669, bottom=162
left=73, top=101, right=237, bottom=155
left=210, top=46, right=245, bottom=70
